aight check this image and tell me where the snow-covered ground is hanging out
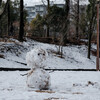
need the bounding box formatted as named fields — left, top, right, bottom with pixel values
left=0, top=38, right=99, bottom=100
left=0, top=38, right=96, bottom=69
left=0, top=71, right=100, bottom=100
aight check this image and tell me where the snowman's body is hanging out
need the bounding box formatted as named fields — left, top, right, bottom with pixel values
left=27, top=68, right=50, bottom=90
left=26, top=48, right=50, bottom=90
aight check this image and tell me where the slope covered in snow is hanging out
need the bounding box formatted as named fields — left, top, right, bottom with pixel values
left=0, top=38, right=99, bottom=100
left=0, top=38, right=96, bottom=69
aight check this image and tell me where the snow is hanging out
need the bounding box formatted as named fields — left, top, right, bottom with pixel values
left=26, top=47, right=47, bottom=69
left=0, top=38, right=96, bottom=69
left=0, top=71, right=100, bottom=100
left=27, top=68, right=50, bottom=89
left=0, top=38, right=99, bottom=99
left=26, top=47, right=50, bottom=90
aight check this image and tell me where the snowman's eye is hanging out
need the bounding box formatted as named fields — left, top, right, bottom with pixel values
left=38, top=53, right=40, bottom=56
left=43, top=53, right=45, bottom=56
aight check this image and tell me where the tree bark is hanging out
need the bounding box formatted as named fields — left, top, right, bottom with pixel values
left=19, top=0, right=24, bottom=41
left=76, top=0, right=79, bottom=40
left=87, top=2, right=95, bottom=59
left=8, top=0, right=10, bottom=36
left=62, top=0, right=70, bottom=45
left=47, top=25, right=49, bottom=37
left=65, top=0, right=69, bottom=16
left=88, top=29, right=92, bottom=59
left=99, top=19, right=100, bottom=58
left=47, top=0, right=50, bottom=10
left=46, top=0, right=50, bottom=37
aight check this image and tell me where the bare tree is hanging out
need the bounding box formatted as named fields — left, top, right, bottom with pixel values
left=57, top=0, right=70, bottom=57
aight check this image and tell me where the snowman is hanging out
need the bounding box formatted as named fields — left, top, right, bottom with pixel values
left=26, top=48, right=50, bottom=90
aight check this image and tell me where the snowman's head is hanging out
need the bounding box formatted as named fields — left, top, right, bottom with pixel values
left=36, top=48, right=46, bottom=61
left=26, top=48, right=47, bottom=69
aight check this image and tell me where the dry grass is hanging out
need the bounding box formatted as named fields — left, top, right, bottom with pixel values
left=0, top=54, right=5, bottom=58
left=72, top=92, right=83, bottom=94
left=35, top=90, right=55, bottom=94
left=44, top=97, right=68, bottom=100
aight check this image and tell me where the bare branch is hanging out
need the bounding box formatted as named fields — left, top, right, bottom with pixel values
left=41, top=0, right=46, bottom=6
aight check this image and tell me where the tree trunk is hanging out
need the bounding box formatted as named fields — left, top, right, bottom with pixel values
left=88, top=13, right=96, bottom=59
left=0, top=0, right=2, bottom=6
left=87, top=1, right=96, bottom=59
left=99, top=19, right=100, bottom=58
left=19, top=0, right=24, bottom=41
left=63, top=0, right=70, bottom=45
left=47, top=0, right=50, bottom=10
left=0, top=0, right=2, bottom=36
left=47, top=25, right=49, bottom=37
left=65, top=0, right=69, bottom=16
left=76, top=0, right=79, bottom=40
left=88, top=29, right=92, bottom=59
left=8, top=0, right=10, bottom=36
left=46, top=0, right=50, bottom=37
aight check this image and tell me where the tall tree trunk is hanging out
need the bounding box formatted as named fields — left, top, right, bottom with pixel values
left=47, top=26, right=49, bottom=37
left=47, top=0, right=50, bottom=11
left=65, top=0, right=69, bottom=16
left=76, top=0, right=79, bottom=40
left=63, top=0, right=70, bottom=45
left=0, top=0, right=2, bottom=36
left=19, top=0, right=24, bottom=41
left=8, top=0, right=10, bottom=36
left=87, top=0, right=96, bottom=59
left=88, top=28, right=92, bottom=59
left=46, top=0, right=50, bottom=37
left=0, top=0, right=2, bottom=6
left=99, top=20, right=100, bottom=57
